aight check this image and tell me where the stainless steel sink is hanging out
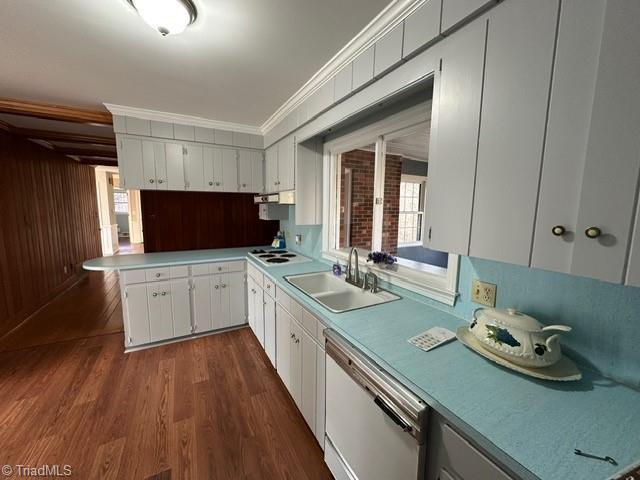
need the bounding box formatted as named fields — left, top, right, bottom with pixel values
left=285, top=271, right=400, bottom=313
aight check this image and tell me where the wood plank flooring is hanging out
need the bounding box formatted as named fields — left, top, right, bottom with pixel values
left=0, top=270, right=124, bottom=352
left=0, top=276, right=332, bottom=479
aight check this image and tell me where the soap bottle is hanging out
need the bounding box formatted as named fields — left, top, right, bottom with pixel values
left=332, top=258, right=342, bottom=276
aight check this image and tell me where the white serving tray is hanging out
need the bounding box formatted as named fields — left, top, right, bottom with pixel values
left=456, top=327, right=582, bottom=382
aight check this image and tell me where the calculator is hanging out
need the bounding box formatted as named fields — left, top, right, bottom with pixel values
left=408, top=327, right=457, bottom=352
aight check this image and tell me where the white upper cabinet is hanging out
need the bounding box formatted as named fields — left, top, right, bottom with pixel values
left=204, top=146, right=238, bottom=192
left=403, top=0, right=442, bottom=58
left=221, top=148, right=239, bottom=192
left=125, top=117, right=151, bottom=136
left=374, top=23, right=404, bottom=77
left=296, top=138, right=323, bottom=225
left=165, top=142, right=186, bottom=191
left=119, top=136, right=145, bottom=190
left=238, top=149, right=264, bottom=193
left=173, top=124, right=195, bottom=141
left=214, top=129, right=233, bottom=146
left=277, top=135, right=295, bottom=191
left=424, top=18, right=486, bottom=255
left=184, top=144, right=205, bottom=191
left=333, top=63, right=353, bottom=103
left=441, top=0, right=496, bottom=33
left=194, top=126, right=215, bottom=143
left=265, top=145, right=279, bottom=193
left=469, top=0, right=559, bottom=266
left=352, top=45, right=375, bottom=91
left=150, top=121, right=174, bottom=139
left=530, top=0, right=605, bottom=274
left=142, top=140, right=167, bottom=190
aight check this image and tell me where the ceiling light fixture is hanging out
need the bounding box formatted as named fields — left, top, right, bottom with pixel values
left=127, top=0, right=197, bottom=36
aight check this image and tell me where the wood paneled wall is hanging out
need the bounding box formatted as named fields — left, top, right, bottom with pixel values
left=140, top=191, right=279, bottom=253
left=0, top=131, right=101, bottom=338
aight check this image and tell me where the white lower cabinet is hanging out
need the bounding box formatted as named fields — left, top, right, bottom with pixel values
left=121, top=261, right=246, bottom=349
left=301, top=328, right=317, bottom=429
left=263, top=294, right=276, bottom=366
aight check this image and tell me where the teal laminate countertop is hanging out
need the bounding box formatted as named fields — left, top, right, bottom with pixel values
left=83, top=250, right=640, bottom=480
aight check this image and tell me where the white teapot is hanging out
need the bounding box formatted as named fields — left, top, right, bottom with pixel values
left=469, top=308, right=571, bottom=368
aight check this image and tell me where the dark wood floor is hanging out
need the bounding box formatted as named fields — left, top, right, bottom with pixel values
left=0, top=272, right=331, bottom=479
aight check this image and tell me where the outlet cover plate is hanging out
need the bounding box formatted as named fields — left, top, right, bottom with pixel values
left=471, top=279, right=496, bottom=307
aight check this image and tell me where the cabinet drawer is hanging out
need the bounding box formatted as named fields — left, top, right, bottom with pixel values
left=190, top=263, right=210, bottom=276
left=289, top=299, right=303, bottom=324
left=275, top=285, right=290, bottom=311
left=263, top=277, right=276, bottom=297
left=441, top=424, right=512, bottom=480
left=226, top=260, right=245, bottom=273
left=302, top=308, right=318, bottom=339
left=145, top=267, right=171, bottom=282
left=169, top=266, right=189, bottom=278
left=247, top=262, right=264, bottom=284
left=121, top=269, right=147, bottom=285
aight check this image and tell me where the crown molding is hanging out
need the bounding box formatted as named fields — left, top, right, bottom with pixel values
left=259, top=0, right=424, bottom=134
left=103, top=103, right=262, bottom=135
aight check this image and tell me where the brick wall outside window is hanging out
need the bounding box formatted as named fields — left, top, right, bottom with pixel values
left=339, top=149, right=402, bottom=255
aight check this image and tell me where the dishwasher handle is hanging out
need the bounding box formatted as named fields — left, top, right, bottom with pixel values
left=374, top=395, right=413, bottom=434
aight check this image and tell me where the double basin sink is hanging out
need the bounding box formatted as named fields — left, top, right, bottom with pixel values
left=284, top=271, right=400, bottom=313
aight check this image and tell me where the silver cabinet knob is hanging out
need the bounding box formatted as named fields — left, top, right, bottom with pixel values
left=242, top=183, right=246, bottom=188
left=266, top=284, right=270, bottom=289
left=263, top=301, right=267, bottom=305
left=215, top=285, right=219, bottom=290
left=290, top=333, right=295, bottom=339
left=158, top=179, right=164, bottom=184
left=149, top=179, right=155, bottom=184
left=552, top=225, right=566, bottom=236
left=155, top=273, right=161, bottom=277
left=152, top=292, right=158, bottom=297
left=161, top=291, right=167, bottom=296
left=209, top=181, right=213, bottom=186
left=218, top=266, right=222, bottom=271
left=215, top=182, right=221, bottom=186
left=585, top=226, right=602, bottom=239
left=221, top=284, right=226, bottom=288
left=295, top=338, right=300, bottom=344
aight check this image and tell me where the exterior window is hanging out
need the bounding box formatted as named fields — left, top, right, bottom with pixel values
left=113, top=190, right=129, bottom=214
left=398, top=180, right=424, bottom=246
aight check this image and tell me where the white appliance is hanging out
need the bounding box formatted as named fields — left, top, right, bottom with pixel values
left=324, top=329, right=429, bottom=480
left=247, top=248, right=312, bottom=267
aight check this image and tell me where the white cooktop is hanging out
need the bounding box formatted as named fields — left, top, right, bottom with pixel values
left=247, top=248, right=312, bottom=267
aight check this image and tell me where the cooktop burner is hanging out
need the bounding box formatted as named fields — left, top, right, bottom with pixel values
left=270, top=249, right=288, bottom=254
left=259, top=254, right=276, bottom=258
left=266, top=258, right=289, bottom=263
left=281, top=253, right=297, bottom=258
left=251, top=249, right=267, bottom=254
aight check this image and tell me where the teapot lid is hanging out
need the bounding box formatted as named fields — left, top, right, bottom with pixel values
left=476, top=307, right=544, bottom=331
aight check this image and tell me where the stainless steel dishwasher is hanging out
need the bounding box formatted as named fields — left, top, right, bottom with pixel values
left=324, top=329, right=429, bottom=480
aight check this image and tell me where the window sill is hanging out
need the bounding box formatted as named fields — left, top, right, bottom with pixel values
left=322, top=249, right=459, bottom=306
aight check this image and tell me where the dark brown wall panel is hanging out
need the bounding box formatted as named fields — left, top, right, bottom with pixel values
left=140, top=190, right=279, bottom=253
left=0, top=131, right=101, bottom=337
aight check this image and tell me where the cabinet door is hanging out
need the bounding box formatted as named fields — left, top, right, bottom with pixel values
left=251, top=150, right=264, bottom=193
left=184, top=144, right=205, bottom=191
left=171, top=279, right=192, bottom=337
left=530, top=0, right=606, bottom=274
left=315, top=345, right=326, bottom=448
left=254, top=287, right=265, bottom=347
left=124, top=284, right=150, bottom=346
left=301, top=329, right=317, bottom=431
left=290, top=321, right=303, bottom=408
left=571, top=0, right=640, bottom=284
left=469, top=0, right=559, bottom=266
left=120, top=137, right=145, bottom=190
left=227, top=271, right=246, bottom=327
left=264, top=294, right=276, bottom=367
left=147, top=283, right=173, bottom=342
left=265, top=145, right=279, bottom=192
left=374, top=23, right=403, bottom=77
left=352, top=45, right=375, bottom=90
left=278, top=136, right=295, bottom=191
left=441, top=0, right=495, bottom=32
left=191, top=276, right=212, bottom=333
left=165, top=142, right=185, bottom=191
left=153, top=142, right=168, bottom=190
left=403, top=0, right=441, bottom=58
left=237, top=150, right=252, bottom=192
left=203, top=146, right=218, bottom=191
left=247, top=278, right=256, bottom=334
left=221, top=148, right=239, bottom=192
left=212, top=275, right=228, bottom=330
left=275, top=305, right=291, bottom=390
left=142, top=140, right=157, bottom=189
left=423, top=18, right=486, bottom=255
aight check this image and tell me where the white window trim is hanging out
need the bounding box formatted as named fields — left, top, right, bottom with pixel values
left=321, top=102, right=459, bottom=306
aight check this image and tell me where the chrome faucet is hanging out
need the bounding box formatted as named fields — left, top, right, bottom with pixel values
left=346, top=247, right=362, bottom=287
left=363, top=270, right=379, bottom=293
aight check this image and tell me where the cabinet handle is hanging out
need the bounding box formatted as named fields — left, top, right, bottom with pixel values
left=585, top=226, right=602, bottom=239
left=295, top=338, right=300, bottom=344
left=152, top=292, right=158, bottom=297
left=218, top=266, right=222, bottom=271
left=161, top=291, right=167, bottom=296
left=209, top=181, right=213, bottom=186
left=215, top=182, right=221, bottom=186
left=552, top=225, right=566, bottom=237
left=215, top=285, right=219, bottom=290
left=221, top=284, right=227, bottom=288
left=290, top=333, right=295, bottom=339
left=263, top=301, right=267, bottom=306
left=242, top=183, right=246, bottom=188
left=266, top=284, right=270, bottom=289
left=158, top=179, right=164, bottom=184
left=155, top=273, right=161, bottom=277
left=149, top=179, right=155, bottom=184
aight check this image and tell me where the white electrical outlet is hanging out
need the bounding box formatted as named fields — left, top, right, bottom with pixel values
left=471, top=279, right=496, bottom=307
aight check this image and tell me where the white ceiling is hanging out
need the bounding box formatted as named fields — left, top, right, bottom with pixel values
left=0, top=0, right=390, bottom=127
left=386, top=130, right=429, bottom=162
